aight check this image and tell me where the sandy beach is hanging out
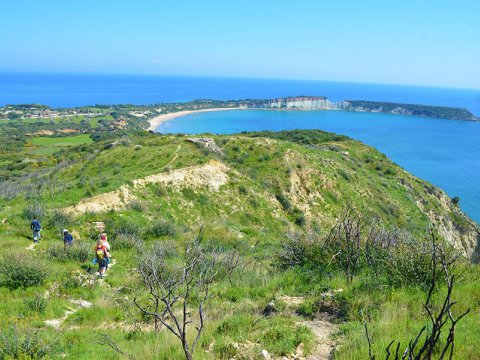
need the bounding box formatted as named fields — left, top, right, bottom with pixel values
left=148, top=107, right=243, bottom=131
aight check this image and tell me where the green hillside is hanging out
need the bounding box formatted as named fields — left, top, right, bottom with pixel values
left=0, top=130, right=478, bottom=359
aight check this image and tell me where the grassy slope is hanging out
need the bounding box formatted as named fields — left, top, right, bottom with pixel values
left=0, top=130, right=478, bottom=359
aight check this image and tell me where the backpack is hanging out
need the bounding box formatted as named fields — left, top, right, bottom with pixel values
left=32, top=221, right=41, bottom=231
left=96, top=246, right=106, bottom=261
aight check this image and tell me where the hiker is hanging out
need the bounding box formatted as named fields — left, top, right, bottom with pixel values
left=94, top=240, right=108, bottom=277
left=63, top=229, right=73, bottom=251
left=30, top=218, right=41, bottom=243
left=101, top=233, right=110, bottom=251
left=100, top=233, right=112, bottom=271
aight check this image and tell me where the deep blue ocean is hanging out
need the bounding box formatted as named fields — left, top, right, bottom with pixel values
left=1, top=73, right=479, bottom=222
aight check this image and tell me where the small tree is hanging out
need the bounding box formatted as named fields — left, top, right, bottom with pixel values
left=134, top=236, right=219, bottom=360
left=365, top=230, right=470, bottom=360
left=324, top=207, right=369, bottom=282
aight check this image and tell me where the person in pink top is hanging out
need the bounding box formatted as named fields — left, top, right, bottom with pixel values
left=100, top=233, right=112, bottom=271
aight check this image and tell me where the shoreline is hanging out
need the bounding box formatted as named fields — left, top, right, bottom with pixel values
left=148, top=107, right=243, bottom=131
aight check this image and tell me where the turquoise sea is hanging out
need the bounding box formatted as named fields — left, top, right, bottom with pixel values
left=157, top=110, right=480, bottom=223
left=1, top=73, right=479, bottom=222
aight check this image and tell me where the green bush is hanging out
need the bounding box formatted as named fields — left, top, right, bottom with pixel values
left=291, top=207, right=306, bottom=227
left=128, top=200, right=147, bottom=212
left=46, top=209, right=72, bottom=229
left=22, top=203, right=45, bottom=221
left=113, top=219, right=142, bottom=237
left=277, top=217, right=435, bottom=289
left=238, top=185, right=248, bottom=195
left=258, top=319, right=315, bottom=356
left=276, top=232, right=327, bottom=271
left=384, top=168, right=396, bottom=176
left=0, top=254, right=49, bottom=289
left=338, top=169, right=350, bottom=181
left=153, top=184, right=168, bottom=197
left=68, top=242, right=91, bottom=262
left=111, top=233, right=140, bottom=250
left=148, top=219, right=176, bottom=238
left=275, top=192, right=292, bottom=211
left=0, top=326, right=52, bottom=359
left=297, top=298, right=319, bottom=319
left=47, top=242, right=91, bottom=263
left=24, top=295, right=48, bottom=314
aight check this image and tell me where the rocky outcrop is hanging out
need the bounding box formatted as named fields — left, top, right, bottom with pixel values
left=186, top=137, right=224, bottom=155
left=241, top=96, right=478, bottom=121
left=417, top=189, right=480, bottom=261
left=65, top=160, right=230, bottom=215
left=248, top=96, right=350, bottom=111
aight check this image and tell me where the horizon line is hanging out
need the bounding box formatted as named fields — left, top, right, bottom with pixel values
left=1, top=70, right=479, bottom=92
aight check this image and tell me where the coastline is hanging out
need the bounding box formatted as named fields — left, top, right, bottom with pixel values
left=148, top=107, right=243, bottom=131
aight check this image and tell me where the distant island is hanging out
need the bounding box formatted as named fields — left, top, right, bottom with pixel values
left=212, top=96, right=478, bottom=121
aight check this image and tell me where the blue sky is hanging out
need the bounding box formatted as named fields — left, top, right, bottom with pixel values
left=1, top=0, right=479, bottom=88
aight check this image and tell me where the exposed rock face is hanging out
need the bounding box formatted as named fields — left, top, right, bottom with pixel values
left=416, top=188, right=480, bottom=260
left=254, top=96, right=351, bottom=111
left=186, top=137, right=224, bottom=155
left=242, top=96, right=477, bottom=121
left=64, top=160, right=230, bottom=215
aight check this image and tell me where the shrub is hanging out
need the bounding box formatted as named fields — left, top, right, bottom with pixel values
left=128, top=200, right=147, bottom=212
left=258, top=319, right=315, bottom=356
left=148, top=219, right=177, bottom=238
left=297, top=298, right=319, bottom=319
left=46, top=245, right=67, bottom=261
left=275, top=192, right=292, bottom=211
left=68, top=242, right=91, bottom=262
left=276, top=232, right=326, bottom=271
left=181, top=187, right=196, bottom=200
left=113, top=219, right=142, bottom=238
left=238, top=185, right=248, bottom=195
left=22, top=203, right=45, bottom=221
left=291, top=207, right=306, bottom=227
left=99, top=177, right=109, bottom=187
left=384, top=168, right=396, bottom=176
left=451, top=196, right=460, bottom=205
left=338, top=169, right=350, bottom=181
left=0, top=254, right=49, bottom=289
left=111, top=233, right=141, bottom=250
left=0, top=326, right=52, bottom=359
left=46, top=209, right=72, bottom=229
left=47, top=242, right=90, bottom=263
left=24, top=295, right=48, bottom=314
left=60, top=276, right=82, bottom=291
left=153, top=185, right=168, bottom=197
left=276, top=211, right=436, bottom=289
left=198, top=193, right=209, bottom=205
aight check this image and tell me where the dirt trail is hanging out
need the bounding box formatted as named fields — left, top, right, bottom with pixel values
left=25, top=242, right=36, bottom=251
left=165, top=144, right=181, bottom=167
left=301, top=319, right=338, bottom=360
left=45, top=258, right=117, bottom=329
left=278, top=295, right=339, bottom=360
left=65, top=158, right=229, bottom=215
left=44, top=299, right=93, bottom=329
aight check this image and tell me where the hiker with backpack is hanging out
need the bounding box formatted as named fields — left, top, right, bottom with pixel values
left=30, top=218, right=41, bottom=243
left=94, top=240, right=108, bottom=277
left=63, top=229, right=73, bottom=251
left=100, top=233, right=111, bottom=271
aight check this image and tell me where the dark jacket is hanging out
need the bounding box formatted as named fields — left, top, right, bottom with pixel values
left=31, top=220, right=41, bottom=231
left=64, top=233, right=73, bottom=243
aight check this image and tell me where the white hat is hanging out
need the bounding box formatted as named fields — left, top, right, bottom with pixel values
left=63, top=229, right=68, bottom=233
